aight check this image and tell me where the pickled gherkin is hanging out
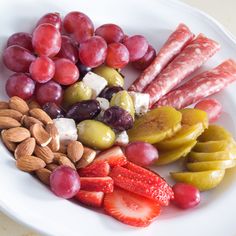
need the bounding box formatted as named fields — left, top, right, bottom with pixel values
left=193, top=140, right=231, bottom=153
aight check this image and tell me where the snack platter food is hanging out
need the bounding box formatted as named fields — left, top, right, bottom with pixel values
left=1, top=0, right=236, bottom=236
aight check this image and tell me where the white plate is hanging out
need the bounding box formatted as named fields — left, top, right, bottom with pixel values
left=0, top=0, right=236, bottom=235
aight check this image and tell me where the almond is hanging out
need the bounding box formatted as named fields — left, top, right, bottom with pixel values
left=34, top=145, right=54, bottom=164
left=4, top=127, right=31, bottom=142
left=14, top=137, right=36, bottom=159
left=0, top=116, right=21, bottom=129
left=54, top=155, right=76, bottom=170
left=1, top=130, right=16, bottom=152
left=35, top=168, right=51, bottom=185
left=0, top=101, right=9, bottom=109
left=21, top=115, right=43, bottom=128
left=28, top=100, right=41, bottom=109
left=46, top=163, right=59, bottom=171
left=76, top=147, right=96, bottom=169
left=30, top=123, right=52, bottom=147
left=67, top=140, right=84, bottom=163
left=9, top=96, right=29, bottom=115
left=29, top=108, right=53, bottom=125
left=0, top=109, right=23, bottom=121
left=58, top=141, right=67, bottom=154
left=16, top=155, right=46, bottom=172
left=45, top=123, right=60, bottom=152
left=53, top=152, right=66, bottom=159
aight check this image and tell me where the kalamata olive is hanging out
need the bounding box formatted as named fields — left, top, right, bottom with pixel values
left=77, top=62, right=91, bottom=79
left=102, top=106, right=134, bottom=131
left=66, top=99, right=101, bottom=122
left=42, top=102, right=65, bottom=119
left=99, top=86, right=123, bottom=101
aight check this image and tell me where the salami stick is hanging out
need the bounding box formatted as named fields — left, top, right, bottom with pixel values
left=144, top=34, right=220, bottom=107
left=129, top=24, right=194, bottom=92
left=154, top=59, right=236, bottom=109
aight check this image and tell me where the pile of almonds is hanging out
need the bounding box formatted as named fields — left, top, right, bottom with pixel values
left=0, top=96, right=96, bottom=185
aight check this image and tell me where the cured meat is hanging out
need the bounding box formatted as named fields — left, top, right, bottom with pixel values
left=154, top=59, right=236, bottom=109
left=144, top=34, right=220, bottom=107
left=129, top=24, right=194, bottom=92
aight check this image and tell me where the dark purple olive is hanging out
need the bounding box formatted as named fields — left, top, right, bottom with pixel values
left=77, top=62, right=91, bottom=79
left=99, top=86, right=123, bottom=101
left=102, top=106, right=133, bottom=131
left=66, top=99, right=101, bottom=122
left=42, top=102, right=65, bottom=119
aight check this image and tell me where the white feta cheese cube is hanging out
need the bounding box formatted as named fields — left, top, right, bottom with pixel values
left=128, top=91, right=150, bottom=116
left=115, top=131, right=129, bottom=146
left=83, top=72, right=108, bottom=98
left=95, top=97, right=110, bottom=120
left=53, top=118, right=78, bottom=144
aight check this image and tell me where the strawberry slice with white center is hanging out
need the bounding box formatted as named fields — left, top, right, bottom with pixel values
left=75, top=190, right=104, bottom=208
left=94, top=146, right=127, bottom=167
left=104, top=188, right=161, bottom=227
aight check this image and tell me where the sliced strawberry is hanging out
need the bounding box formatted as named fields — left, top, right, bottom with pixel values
left=75, top=190, right=104, bottom=208
left=104, top=187, right=161, bottom=227
left=94, top=146, right=127, bottom=167
left=110, top=166, right=172, bottom=206
left=80, top=177, right=114, bottom=193
left=78, top=161, right=110, bottom=177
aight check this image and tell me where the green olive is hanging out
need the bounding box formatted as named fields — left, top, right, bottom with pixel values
left=77, top=120, right=115, bottom=150
left=110, top=90, right=135, bottom=118
left=63, top=82, right=92, bottom=107
left=93, top=65, right=124, bottom=87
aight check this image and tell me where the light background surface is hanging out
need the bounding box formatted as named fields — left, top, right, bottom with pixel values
left=0, top=0, right=235, bottom=235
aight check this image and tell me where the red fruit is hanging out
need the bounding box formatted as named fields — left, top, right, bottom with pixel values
left=110, top=166, right=173, bottom=206
left=32, top=23, right=61, bottom=57
left=94, top=146, right=127, bottom=167
left=194, top=98, right=222, bottom=123
left=104, top=188, right=161, bottom=227
left=29, top=56, right=55, bottom=83
left=53, top=58, right=79, bottom=85
left=78, top=161, right=110, bottom=177
left=80, top=177, right=114, bottom=193
left=172, top=183, right=200, bottom=209
left=106, top=42, right=129, bottom=69
left=75, top=191, right=104, bottom=208
left=36, top=12, right=62, bottom=31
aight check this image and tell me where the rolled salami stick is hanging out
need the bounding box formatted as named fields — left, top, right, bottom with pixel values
left=154, top=59, right=236, bottom=109
left=129, top=24, right=194, bottom=92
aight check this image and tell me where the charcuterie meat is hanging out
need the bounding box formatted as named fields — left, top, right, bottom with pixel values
left=129, top=24, right=194, bottom=92
left=144, top=34, right=220, bottom=107
left=154, top=59, right=236, bottom=109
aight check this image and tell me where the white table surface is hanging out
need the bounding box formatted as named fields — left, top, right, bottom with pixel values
left=0, top=0, right=235, bottom=235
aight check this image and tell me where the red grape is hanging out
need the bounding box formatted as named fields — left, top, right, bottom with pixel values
left=79, top=36, right=107, bottom=68
left=57, top=35, right=79, bottom=64
left=106, top=42, right=129, bottom=69
left=36, top=80, right=62, bottom=105
left=132, top=45, right=156, bottom=70
left=125, top=141, right=158, bottom=166
left=29, top=56, right=55, bottom=83
left=172, top=183, right=200, bottom=209
left=32, top=23, right=61, bottom=57
left=36, top=12, right=62, bottom=31
left=194, top=99, right=222, bottom=123
left=50, top=166, right=80, bottom=199
left=7, top=32, right=33, bottom=51
left=53, top=58, right=79, bottom=85
left=6, top=73, right=35, bottom=100
left=63, top=11, right=94, bottom=43
left=3, top=45, right=36, bottom=72
left=123, top=35, right=148, bottom=62
left=95, top=23, right=124, bottom=43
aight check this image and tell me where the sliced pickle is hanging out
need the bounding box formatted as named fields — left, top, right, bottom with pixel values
left=170, top=170, right=225, bottom=191
left=193, top=140, right=231, bottom=153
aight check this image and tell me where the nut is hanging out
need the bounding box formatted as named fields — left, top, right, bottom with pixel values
left=34, top=145, right=54, bottom=164
left=21, top=115, right=43, bottom=128
left=35, top=168, right=51, bottom=185
left=46, top=163, right=59, bottom=171
left=9, top=96, right=29, bottom=115
left=0, top=101, right=9, bottom=109
left=76, top=147, right=96, bottom=169
left=28, top=100, right=41, bottom=110
left=0, top=116, right=21, bottom=129
left=30, top=123, right=52, bottom=147
left=16, top=155, right=46, bottom=172
left=4, top=127, right=31, bottom=142
left=67, top=140, right=84, bottom=163
left=45, top=123, right=60, bottom=152
left=54, top=155, right=76, bottom=170
left=1, top=130, right=16, bottom=152
left=14, top=137, right=36, bottom=159
left=0, top=109, right=23, bottom=121
left=29, top=108, right=53, bottom=125
left=58, top=141, right=67, bottom=154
